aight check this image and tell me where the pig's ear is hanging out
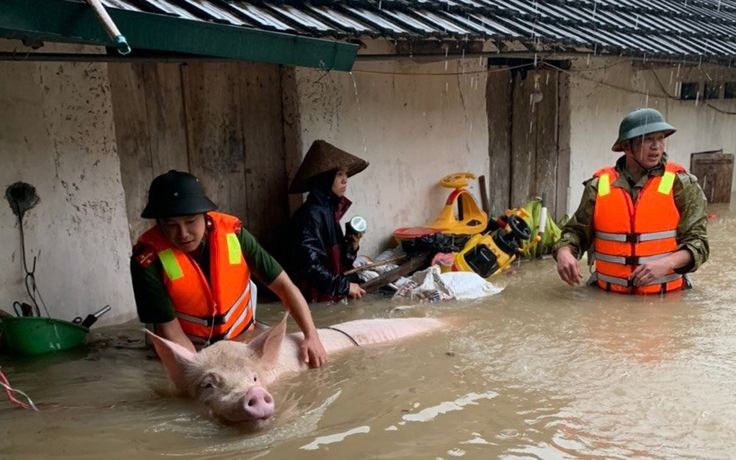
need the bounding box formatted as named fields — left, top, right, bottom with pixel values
left=145, top=330, right=196, bottom=390
left=247, top=314, right=288, bottom=371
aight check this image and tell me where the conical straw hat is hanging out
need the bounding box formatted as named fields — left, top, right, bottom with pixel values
left=289, top=140, right=369, bottom=193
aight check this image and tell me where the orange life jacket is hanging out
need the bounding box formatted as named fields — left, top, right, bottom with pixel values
left=135, top=212, right=254, bottom=343
left=592, top=162, right=685, bottom=295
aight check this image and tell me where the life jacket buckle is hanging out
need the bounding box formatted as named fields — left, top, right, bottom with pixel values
left=625, top=233, right=640, bottom=243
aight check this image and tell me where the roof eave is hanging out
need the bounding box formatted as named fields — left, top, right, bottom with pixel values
left=0, top=0, right=359, bottom=71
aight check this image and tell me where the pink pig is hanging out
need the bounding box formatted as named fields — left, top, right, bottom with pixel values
left=146, top=315, right=443, bottom=429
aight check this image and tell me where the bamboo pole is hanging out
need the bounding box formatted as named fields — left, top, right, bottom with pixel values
left=86, top=0, right=131, bottom=55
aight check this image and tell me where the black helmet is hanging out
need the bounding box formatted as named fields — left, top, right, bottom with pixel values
left=141, top=170, right=217, bottom=219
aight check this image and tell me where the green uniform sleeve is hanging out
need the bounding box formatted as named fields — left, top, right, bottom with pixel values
left=553, top=178, right=597, bottom=260
left=673, top=172, right=710, bottom=273
left=239, top=228, right=283, bottom=285
left=130, top=253, right=176, bottom=324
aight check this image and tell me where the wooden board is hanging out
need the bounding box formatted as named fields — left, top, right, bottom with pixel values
left=107, top=63, right=155, bottom=245
left=555, top=73, right=571, bottom=221
left=487, top=67, right=567, bottom=222
left=510, top=71, right=536, bottom=208
left=486, top=67, right=512, bottom=218
left=360, top=252, right=432, bottom=293
left=111, top=61, right=290, bottom=249
left=144, top=63, right=188, bottom=176
left=690, top=150, right=733, bottom=203
left=533, top=70, right=559, bottom=218
left=239, top=62, right=289, bottom=250
left=182, top=62, right=248, bottom=222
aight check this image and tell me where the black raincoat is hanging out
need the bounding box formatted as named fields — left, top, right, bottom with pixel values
left=289, top=181, right=357, bottom=302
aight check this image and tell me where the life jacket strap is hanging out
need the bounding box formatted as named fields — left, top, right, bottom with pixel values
left=594, top=251, right=674, bottom=266
left=185, top=315, right=255, bottom=346
left=597, top=272, right=682, bottom=288
left=174, top=282, right=252, bottom=326
left=221, top=281, right=252, bottom=324
left=176, top=311, right=226, bottom=327
left=224, top=305, right=254, bottom=340
left=650, top=273, right=682, bottom=285
left=595, top=230, right=677, bottom=243
left=597, top=273, right=630, bottom=287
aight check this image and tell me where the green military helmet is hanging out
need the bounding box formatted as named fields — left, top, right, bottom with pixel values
left=141, top=170, right=217, bottom=219
left=612, top=108, right=676, bottom=152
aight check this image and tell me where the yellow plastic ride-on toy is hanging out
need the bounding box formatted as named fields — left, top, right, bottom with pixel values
left=452, top=208, right=540, bottom=278
left=393, top=172, right=488, bottom=241
left=429, top=172, right=488, bottom=235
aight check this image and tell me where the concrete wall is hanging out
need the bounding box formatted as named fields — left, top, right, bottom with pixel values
left=567, top=57, right=736, bottom=215
left=4, top=36, right=733, bottom=325
left=287, top=58, right=490, bottom=257
left=0, top=40, right=136, bottom=325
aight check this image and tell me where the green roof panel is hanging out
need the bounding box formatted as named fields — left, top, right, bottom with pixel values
left=0, top=0, right=358, bottom=71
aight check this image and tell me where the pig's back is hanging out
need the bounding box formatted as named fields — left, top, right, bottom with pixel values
left=267, top=318, right=444, bottom=383
left=325, top=317, right=444, bottom=346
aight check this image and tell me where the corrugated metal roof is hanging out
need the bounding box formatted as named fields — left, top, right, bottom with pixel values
left=101, top=0, right=736, bottom=61
left=3, top=0, right=359, bottom=70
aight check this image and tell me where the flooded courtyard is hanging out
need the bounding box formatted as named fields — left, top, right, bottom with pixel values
left=1, top=199, right=735, bottom=460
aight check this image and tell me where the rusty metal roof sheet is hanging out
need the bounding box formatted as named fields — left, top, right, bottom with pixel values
left=102, top=0, right=736, bottom=62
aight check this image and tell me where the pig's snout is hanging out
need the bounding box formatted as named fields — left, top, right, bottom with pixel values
left=240, top=387, right=274, bottom=420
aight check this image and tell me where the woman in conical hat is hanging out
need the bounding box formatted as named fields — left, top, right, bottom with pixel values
left=288, top=140, right=369, bottom=303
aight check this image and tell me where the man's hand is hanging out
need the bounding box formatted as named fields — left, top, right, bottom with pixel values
left=556, top=246, right=582, bottom=286
left=630, top=249, right=692, bottom=287
left=348, top=282, right=365, bottom=299
left=300, top=333, right=328, bottom=368
left=267, top=271, right=328, bottom=368
left=630, top=259, right=672, bottom=287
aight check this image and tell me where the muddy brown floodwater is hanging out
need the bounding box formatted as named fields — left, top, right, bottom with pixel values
left=1, top=200, right=735, bottom=459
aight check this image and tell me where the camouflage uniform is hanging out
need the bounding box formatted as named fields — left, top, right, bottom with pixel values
left=553, top=153, right=709, bottom=275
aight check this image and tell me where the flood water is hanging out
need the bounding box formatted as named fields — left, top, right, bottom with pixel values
left=1, top=200, right=735, bottom=460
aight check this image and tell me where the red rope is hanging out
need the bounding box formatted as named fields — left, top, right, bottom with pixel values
left=0, top=366, right=33, bottom=410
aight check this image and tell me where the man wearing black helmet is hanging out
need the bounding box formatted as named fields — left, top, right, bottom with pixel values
left=130, top=170, right=327, bottom=367
left=554, top=108, right=709, bottom=294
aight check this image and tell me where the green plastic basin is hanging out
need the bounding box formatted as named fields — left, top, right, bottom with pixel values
left=0, top=317, right=88, bottom=356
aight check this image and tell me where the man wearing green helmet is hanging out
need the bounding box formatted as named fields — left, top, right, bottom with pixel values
left=130, top=170, right=327, bottom=367
left=554, top=108, right=709, bottom=294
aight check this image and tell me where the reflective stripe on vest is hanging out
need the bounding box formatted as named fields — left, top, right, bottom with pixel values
left=594, top=251, right=674, bottom=265
left=594, top=230, right=677, bottom=243
left=598, top=173, right=611, bottom=196
left=597, top=170, right=676, bottom=200
left=159, top=249, right=184, bottom=281
left=658, top=171, right=676, bottom=194
left=185, top=316, right=255, bottom=345
left=160, top=235, right=242, bottom=282
left=175, top=281, right=251, bottom=326
left=226, top=233, right=241, bottom=265
left=597, top=272, right=682, bottom=288
left=183, top=281, right=258, bottom=345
